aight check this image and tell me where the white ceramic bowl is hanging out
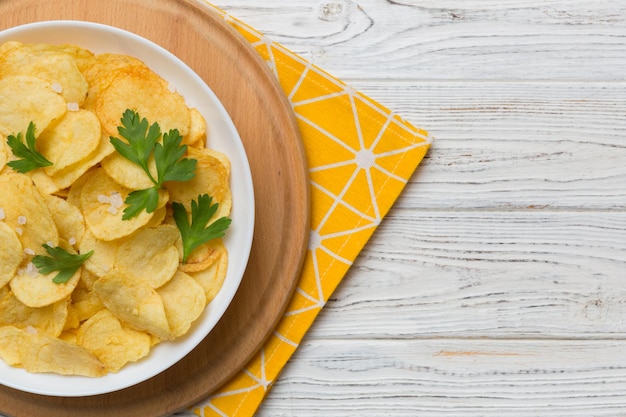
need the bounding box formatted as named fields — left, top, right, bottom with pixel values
left=0, top=21, right=254, bottom=396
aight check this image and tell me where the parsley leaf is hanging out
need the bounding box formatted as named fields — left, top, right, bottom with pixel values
left=6, top=122, right=52, bottom=173
left=110, top=109, right=197, bottom=220
left=31, top=244, right=94, bottom=284
left=172, top=194, right=232, bottom=263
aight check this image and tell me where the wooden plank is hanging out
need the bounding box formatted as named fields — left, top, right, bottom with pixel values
left=342, top=81, right=626, bottom=210
left=306, top=210, right=626, bottom=339
left=212, top=0, right=626, bottom=81
left=257, top=339, right=626, bottom=417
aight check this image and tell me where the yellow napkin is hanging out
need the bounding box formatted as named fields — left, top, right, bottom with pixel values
left=191, top=4, right=432, bottom=416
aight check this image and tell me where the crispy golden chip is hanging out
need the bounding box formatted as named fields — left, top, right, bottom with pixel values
left=80, top=168, right=167, bottom=241
left=0, top=171, right=59, bottom=255
left=165, top=146, right=231, bottom=218
left=0, top=222, right=23, bottom=288
left=0, top=41, right=21, bottom=55
left=0, top=290, right=68, bottom=337
left=86, top=64, right=190, bottom=139
left=186, top=108, right=206, bottom=147
left=178, top=238, right=225, bottom=274
left=79, top=267, right=99, bottom=291
left=17, top=42, right=95, bottom=73
left=38, top=109, right=101, bottom=175
left=201, top=148, right=231, bottom=178
left=93, top=270, right=173, bottom=341
left=114, top=224, right=180, bottom=288
left=78, top=230, right=121, bottom=278
left=77, top=309, right=151, bottom=373
left=82, top=53, right=147, bottom=98
left=0, top=45, right=88, bottom=104
left=0, top=325, right=22, bottom=365
left=42, top=193, right=85, bottom=248
left=158, top=271, right=206, bottom=338
left=29, top=169, right=61, bottom=195
left=65, top=166, right=95, bottom=208
left=0, top=134, right=6, bottom=171
left=101, top=152, right=156, bottom=190
left=189, top=245, right=228, bottom=303
left=72, top=286, right=104, bottom=323
left=63, top=303, right=80, bottom=331
left=0, top=326, right=106, bottom=377
left=0, top=75, right=66, bottom=138
left=10, top=243, right=81, bottom=308
left=50, top=133, right=116, bottom=190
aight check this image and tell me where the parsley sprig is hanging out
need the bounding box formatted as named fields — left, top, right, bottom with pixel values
left=6, top=122, right=52, bottom=173
left=31, top=244, right=94, bottom=284
left=110, top=109, right=197, bottom=220
left=172, top=194, right=231, bottom=263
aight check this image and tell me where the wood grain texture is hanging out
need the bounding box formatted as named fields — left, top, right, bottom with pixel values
left=213, top=0, right=626, bottom=81
left=258, top=339, right=626, bottom=417
left=202, top=1, right=626, bottom=416
left=0, top=1, right=308, bottom=416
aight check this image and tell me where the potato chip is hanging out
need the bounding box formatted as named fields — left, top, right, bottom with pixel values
left=189, top=245, right=228, bottom=303
left=0, top=222, right=23, bottom=288
left=0, top=325, right=22, bottom=365
left=0, top=290, right=68, bottom=337
left=79, top=267, right=99, bottom=291
left=186, top=108, right=206, bottom=147
left=114, top=224, right=180, bottom=288
left=0, top=75, right=66, bottom=138
left=80, top=168, right=167, bottom=241
left=42, top=193, right=85, bottom=247
left=17, top=42, right=95, bottom=73
left=64, top=303, right=80, bottom=331
left=0, top=134, right=6, bottom=171
left=0, top=45, right=88, bottom=104
left=101, top=152, right=156, bottom=190
left=164, top=146, right=231, bottom=218
left=38, top=109, right=101, bottom=175
left=0, top=40, right=20, bottom=55
left=10, top=244, right=81, bottom=308
left=158, top=271, right=206, bottom=338
left=85, top=64, right=190, bottom=139
left=82, top=53, right=147, bottom=97
left=178, top=238, right=225, bottom=274
left=0, top=171, right=59, bottom=255
left=29, top=169, right=61, bottom=195
left=93, top=269, right=173, bottom=341
left=78, top=230, right=121, bottom=278
left=49, top=133, right=116, bottom=190
left=71, top=286, right=104, bottom=323
left=0, top=325, right=106, bottom=377
left=77, top=309, right=151, bottom=373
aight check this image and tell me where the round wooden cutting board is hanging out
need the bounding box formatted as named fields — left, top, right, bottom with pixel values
left=0, top=1, right=310, bottom=416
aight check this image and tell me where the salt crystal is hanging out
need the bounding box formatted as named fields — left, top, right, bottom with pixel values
left=24, top=248, right=35, bottom=256
left=107, top=206, right=118, bottom=215
left=97, top=194, right=110, bottom=204
left=0, top=207, right=5, bottom=220
left=69, top=237, right=77, bottom=245
left=17, top=215, right=27, bottom=225
left=51, top=83, right=63, bottom=93
left=67, top=102, right=80, bottom=111
left=25, top=326, right=38, bottom=335
left=15, top=227, right=22, bottom=236
left=109, top=192, right=124, bottom=209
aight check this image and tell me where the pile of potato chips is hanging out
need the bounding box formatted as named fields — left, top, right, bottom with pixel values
left=0, top=41, right=231, bottom=377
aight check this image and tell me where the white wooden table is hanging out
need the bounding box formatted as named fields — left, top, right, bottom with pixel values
left=209, top=1, right=626, bottom=415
